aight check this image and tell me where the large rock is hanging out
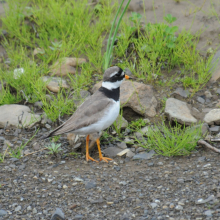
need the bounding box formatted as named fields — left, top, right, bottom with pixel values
left=209, top=50, right=220, bottom=82
left=204, top=109, right=220, bottom=125
left=50, top=57, right=86, bottom=76
left=165, top=98, right=197, bottom=125
left=0, top=104, right=41, bottom=128
left=92, top=81, right=157, bottom=117
left=41, top=76, right=69, bottom=93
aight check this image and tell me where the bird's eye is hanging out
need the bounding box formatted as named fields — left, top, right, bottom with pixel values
left=116, top=72, right=121, bottom=77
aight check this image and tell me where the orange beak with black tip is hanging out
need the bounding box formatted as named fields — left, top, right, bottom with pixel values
left=125, top=75, right=129, bottom=79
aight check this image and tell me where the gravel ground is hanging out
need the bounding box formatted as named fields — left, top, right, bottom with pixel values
left=1, top=141, right=220, bottom=220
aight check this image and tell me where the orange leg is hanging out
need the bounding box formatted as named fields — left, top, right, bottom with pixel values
left=96, top=138, right=112, bottom=163
left=86, top=135, right=98, bottom=162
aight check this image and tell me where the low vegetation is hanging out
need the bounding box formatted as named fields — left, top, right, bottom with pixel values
left=0, top=0, right=217, bottom=157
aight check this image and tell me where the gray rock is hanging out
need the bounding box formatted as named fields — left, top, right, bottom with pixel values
left=74, top=214, right=84, bottom=219
left=150, top=203, right=158, bottom=209
left=126, top=150, right=135, bottom=158
left=85, top=181, right=96, bottom=189
left=205, top=91, right=212, bottom=98
left=204, top=109, right=220, bottom=125
left=133, top=150, right=155, bottom=160
left=117, top=142, right=127, bottom=149
left=173, top=87, right=190, bottom=98
left=103, top=147, right=122, bottom=157
left=115, top=115, right=128, bottom=130
left=15, top=206, right=21, bottom=212
left=0, top=210, right=7, bottom=216
left=210, top=126, right=220, bottom=132
left=175, top=205, right=183, bottom=210
left=0, top=104, right=41, bottom=128
left=204, top=210, right=214, bottom=217
left=196, top=195, right=215, bottom=204
left=165, top=98, right=197, bottom=125
left=197, top=97, right=205, bottom=104
left=135, top=126, right=149, bottom=139
left=51, top=208, right=64, bottom=220
left=216, top=88, right=220, bottom=94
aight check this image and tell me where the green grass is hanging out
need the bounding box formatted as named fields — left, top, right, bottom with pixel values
left=0, top=0, right=217, bottom=125
left=115, top=13, right=215, bottom=88
left=136, top=122, right=202, bottom=156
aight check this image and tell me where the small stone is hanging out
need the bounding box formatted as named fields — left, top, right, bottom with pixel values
left=48, top=178, right=53, bottom=183
left=177, top=178, right=184, bottom=183
left=40, top=76, right=69, bottom=93
left=147, top=162, right=154, bottom=167
left=117, top=142, right=127, bottom=149
left=205, top=91, right=212, bottom=98
left=63, top=185, right=68, bottom=189
left=0, top=210, right=7, bottom=216
left=74, top=177, right=84, bottom=182
left=175, top=205, right=183, bottom=210
left=204, top=109, right=220, bottom=125
left=114, top=166, right=121, bottom=172
left=51, top=208, right=65, bottom=220
left=117, top=148, right=130, bottom=156
left=27, top=206, right=32, bottom=211
left=150, top=203, right=158, bottom=209
left=126, top=150, right=135, bottom=158
left=85, top=181, right=96, bottom=189
left=197, top=97, right=205, bottom=104
left=50, top=57, right=86, bottom=76
left=45, top=124, right=51, bottom=129
left=74, top=214, right=84, bottom=219
left=133, top=150, right=155, bottom=160
left=204, top=210, right=214, bottom=217
left=169, top=203, right=175, bottom=209
left=173, top=87, right=190, bottom=98
left=210, top=126, right=220, bottom=132
left=103, top=147, right=122, bottom=157
left=15, top=206, right=21, bottom=212
left=115, top=115, right=128, bottom=129
left=32, top=208, right=37, bottom=214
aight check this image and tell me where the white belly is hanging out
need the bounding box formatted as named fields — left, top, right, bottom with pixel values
left=74, top=100, right=120, bottom=135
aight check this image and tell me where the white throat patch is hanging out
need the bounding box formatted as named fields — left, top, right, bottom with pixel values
left=102, top=79, right=124, bottom=90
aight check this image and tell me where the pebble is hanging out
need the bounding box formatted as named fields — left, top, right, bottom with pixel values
left=204, top=210, right=214, bottom=217
left=197, top=97, right=205, bottom=104
left=150, top=203, right=158, bottom=209
left=175, top=205, right=183, bottom=210
left=27, top=206, right=32, bottom=211
left=85, top=181, right=96, bottom=189
left=0, top=210, right=7, bottom=216
left=15, top=206, right=21, bottom=212
left=63, top=185, right=68, bottom=189
left=33, top=208, right=37, bottom=214
left=133, top=150, right=155, bottom=160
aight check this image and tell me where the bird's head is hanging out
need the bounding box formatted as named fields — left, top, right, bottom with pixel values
left=102, top=66, right=129, bottom=90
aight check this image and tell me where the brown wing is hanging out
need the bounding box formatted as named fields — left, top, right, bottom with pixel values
left=43, top=91, right=111, bottom=138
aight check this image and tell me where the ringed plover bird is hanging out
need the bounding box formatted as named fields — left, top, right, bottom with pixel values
left=41, top=66, right=129, bottom=162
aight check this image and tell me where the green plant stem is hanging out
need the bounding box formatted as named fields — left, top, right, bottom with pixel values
left=104, top=0, right=131, bottom=70
left=104, top=0, right=125, bottom=69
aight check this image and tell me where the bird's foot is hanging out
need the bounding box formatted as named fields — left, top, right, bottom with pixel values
left=86, top=154, right=98, bottom=163
left=99, top=156, right=112, bottom=163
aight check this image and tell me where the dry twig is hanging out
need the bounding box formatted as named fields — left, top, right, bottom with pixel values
left=198, top=139, right=220, bottom=153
